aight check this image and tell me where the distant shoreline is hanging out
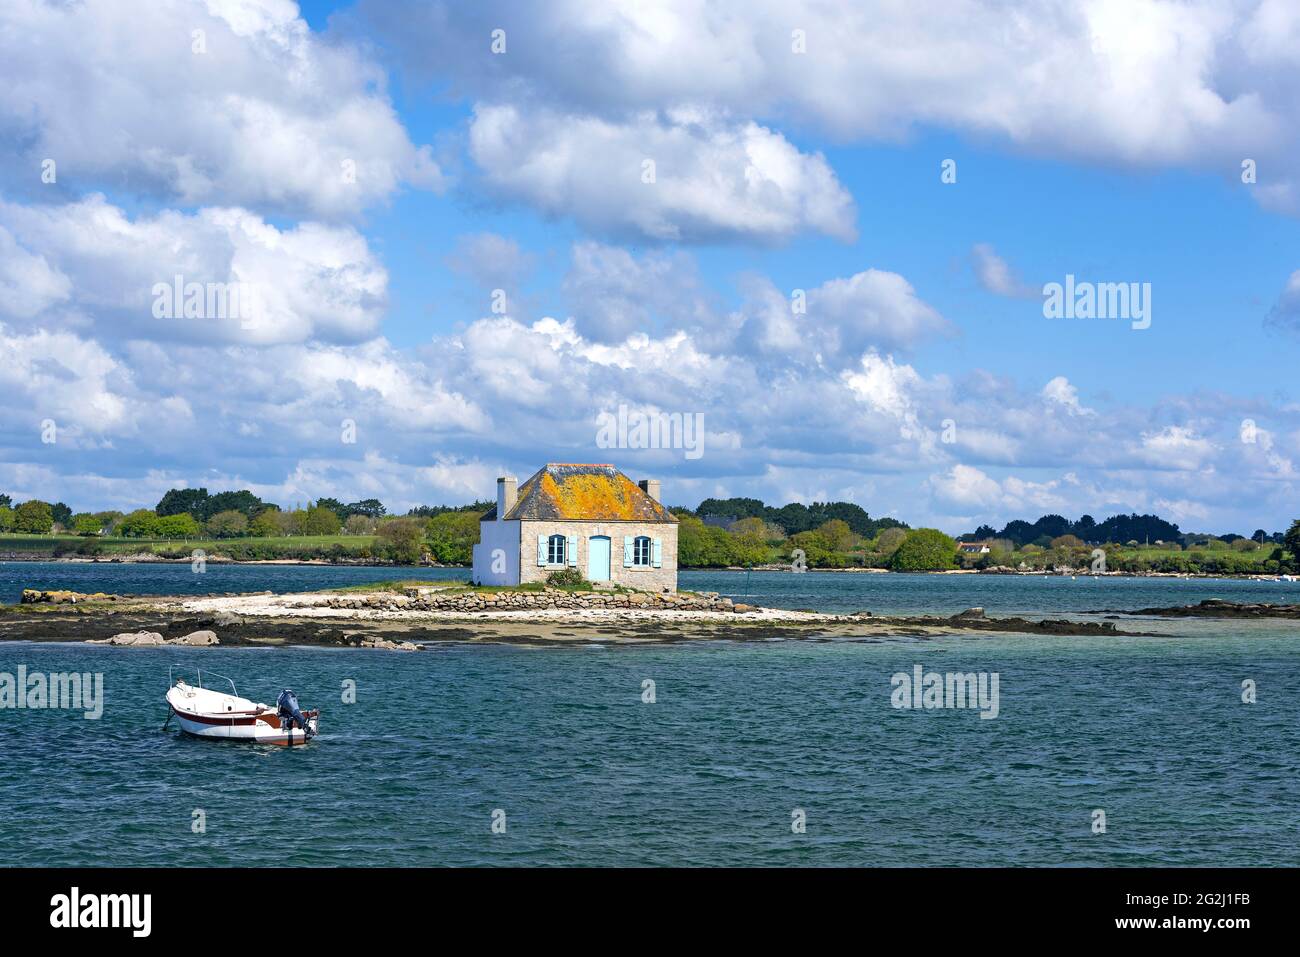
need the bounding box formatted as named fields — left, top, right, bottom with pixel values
left=0, top=554, right=1294, bottom=581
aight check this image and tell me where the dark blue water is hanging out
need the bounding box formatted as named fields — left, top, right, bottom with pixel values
left=2, top=564, right=1298, bottom=866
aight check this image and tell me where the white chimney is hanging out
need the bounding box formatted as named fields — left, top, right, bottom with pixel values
left=497, top=476, right=517, bottom=517
left=638, top=479, right=661, bottom=503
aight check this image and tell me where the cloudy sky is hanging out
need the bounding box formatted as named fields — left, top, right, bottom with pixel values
left=2, top=0, right=1299, bottom=534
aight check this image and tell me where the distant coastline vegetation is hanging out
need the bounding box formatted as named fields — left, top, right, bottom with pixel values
left=0, top=489, right=1297, bottom=575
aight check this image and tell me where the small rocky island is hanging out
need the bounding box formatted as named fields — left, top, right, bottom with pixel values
left=1098, top=598, right=1300, bottom=619
left=1, top=582, right=1157, bottom=650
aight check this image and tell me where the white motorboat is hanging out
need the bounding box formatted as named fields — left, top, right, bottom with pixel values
left=165, top=669, right=319, bottom=746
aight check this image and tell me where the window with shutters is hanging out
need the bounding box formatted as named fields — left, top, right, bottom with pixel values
left=633, top=535, right=652, bottom=567
left=547, top=534, right=567, bottom=565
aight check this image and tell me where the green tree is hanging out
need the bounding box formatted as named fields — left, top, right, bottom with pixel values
left=157, top=513, right=201, bottom=538
left=377, top=518, right=426, bottom=564
left=14, top=500, right=55, bottom=534
left=51, top=502, right=72, bottom=527
left=988, top=538, right=1016, bottom=565
left=0, top=504, right=14, bottom=532
left=816, top=518, right=856, bottom=552
left=207, top=490, right=264, bottom=517
left=1284, top=520, right=1300, bottom=567
left=346, top=498, right=387, bottom=518
left=425, top=511, right=482, bottom=564
left=675, top=513, right=738, bottom=567
left=249, top=509, right=283, bottom=537
left=281, top=509, right=309, bottom=535
left=315, top=497, right=347, bottom=521
left=157, top=488, right=210, bottom=519
left=344, top=514, right=376, bottom=536
left=888, top=528, right=958, bottom=571
left=875, top=527, right=907, bottom=556
left=728, top=516, right=784, bottom=542
left=303, top=504, right=342, bottom=536
left=72, top=513, right=103, bottom=536
left=788, top=529, right=832, bottom=567
left=206, top=510, right=249, bottom=538
left=730, top=526, right=775, bottom=566
left=119, top=509, right=161, bottom=537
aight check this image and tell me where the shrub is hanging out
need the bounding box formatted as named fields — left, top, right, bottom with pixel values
left=545, top=568, right=590, bottom=588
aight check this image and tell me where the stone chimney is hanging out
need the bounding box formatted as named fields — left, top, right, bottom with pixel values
left=496, top=476, right=517, bottom=517
left=638, top=479, right=661, bottom=503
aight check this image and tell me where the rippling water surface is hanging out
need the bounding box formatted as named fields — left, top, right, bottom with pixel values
left=1, top=563, right=1297, bottom=866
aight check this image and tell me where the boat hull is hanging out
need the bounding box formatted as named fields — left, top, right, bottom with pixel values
left=170, top=706, right=320, bottom=746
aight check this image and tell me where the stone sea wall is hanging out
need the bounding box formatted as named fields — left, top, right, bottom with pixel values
left=315, top=587, right=755, bottom=614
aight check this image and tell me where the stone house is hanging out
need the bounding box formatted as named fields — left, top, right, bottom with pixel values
left=471, top=463, right=679, bottom=592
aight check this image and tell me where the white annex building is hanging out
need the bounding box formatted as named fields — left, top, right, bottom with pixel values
left=471, top=463, right=679, bottom=592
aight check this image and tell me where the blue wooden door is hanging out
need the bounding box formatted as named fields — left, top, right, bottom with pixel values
left=587, top=535, right=611, bottom=581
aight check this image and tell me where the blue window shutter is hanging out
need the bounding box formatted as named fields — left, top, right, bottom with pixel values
left=537, top=534, right=547, bottom=566
left=652, top=538, right=662, bottom=568
left=623, top=536, right=634, bottom=567
left=567, top=535, right=578, bottom=566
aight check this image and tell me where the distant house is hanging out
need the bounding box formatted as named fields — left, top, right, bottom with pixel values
left=958, top=541, right=992, bottom=555
left=471, top=463, right=679, bottom=592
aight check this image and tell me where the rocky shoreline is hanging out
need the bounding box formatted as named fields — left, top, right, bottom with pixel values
left=0, top=587, right=1163, bottom=649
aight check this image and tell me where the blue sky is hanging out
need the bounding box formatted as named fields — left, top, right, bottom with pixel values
left=2, top=0, right=1298, bottom=535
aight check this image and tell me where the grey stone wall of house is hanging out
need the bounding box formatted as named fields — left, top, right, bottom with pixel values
left=518, top=519, right=679, bottom=592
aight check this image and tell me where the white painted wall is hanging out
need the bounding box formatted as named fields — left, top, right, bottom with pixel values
left=472, top=519, right=521, bottom=585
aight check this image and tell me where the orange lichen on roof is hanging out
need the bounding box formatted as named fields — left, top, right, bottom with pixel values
left=547, top=471, right=645, bottom=520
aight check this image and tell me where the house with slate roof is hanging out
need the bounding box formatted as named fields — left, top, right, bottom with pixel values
left=471, top=463, right=679, bottom=592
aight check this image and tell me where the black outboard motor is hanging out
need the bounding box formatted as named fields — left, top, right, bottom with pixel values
left=277, top=688, right=313, bottom=737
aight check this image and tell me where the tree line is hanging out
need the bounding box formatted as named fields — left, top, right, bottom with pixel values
left=3, top=488, right=1297, bottom=572
left=961, top=512, right=1286, bottom=548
